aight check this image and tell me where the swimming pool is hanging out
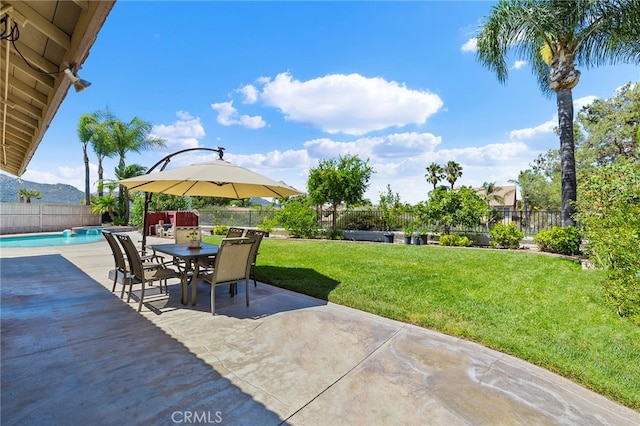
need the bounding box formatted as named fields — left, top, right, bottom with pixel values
left=0, top=229, right=104, bottom=248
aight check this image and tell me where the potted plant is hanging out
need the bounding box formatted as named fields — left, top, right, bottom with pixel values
left=187, top=229, right=201, bottom=248
left=418, top=227, right=429, bottom=245
left=402, top=222, right=415, bottom=244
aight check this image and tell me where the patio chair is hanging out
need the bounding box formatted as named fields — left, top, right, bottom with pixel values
left=102, top=231, right=164, bottom=298
left=195, top=225, right=246, bottom=283
left=244, top=229, right=265, bottom=288
left=115, top=233, right=182, bottom=312
left=200, top=237, right=255, bottom=315
left=226, top=227, right=245, bottom=238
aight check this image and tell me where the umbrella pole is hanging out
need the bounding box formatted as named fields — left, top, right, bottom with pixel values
left=139, top=146, right=225, bottom=252
left=141, top=192, right=152, bottom=252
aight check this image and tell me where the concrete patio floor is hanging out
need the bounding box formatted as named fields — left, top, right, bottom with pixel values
left=1, top=232, right=638, bottom=425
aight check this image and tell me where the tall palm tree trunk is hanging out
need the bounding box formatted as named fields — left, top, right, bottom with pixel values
left=557, top=89, right=576, bottom=227
left=97, top=160, right=104, bottom=197
left=82, top=146, right=90, bottom=206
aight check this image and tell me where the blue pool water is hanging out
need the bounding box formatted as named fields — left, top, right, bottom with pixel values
left=0, top=229, right=104, bottom=248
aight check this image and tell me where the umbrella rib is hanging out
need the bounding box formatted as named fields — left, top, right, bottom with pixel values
left=183, top=181, right=198, bottom=196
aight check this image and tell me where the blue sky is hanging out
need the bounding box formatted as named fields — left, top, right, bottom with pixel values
left=12, top=1, right=640, bottom=204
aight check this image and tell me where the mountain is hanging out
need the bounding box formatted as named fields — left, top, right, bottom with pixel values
left=0, top=174, right=85, bottom=205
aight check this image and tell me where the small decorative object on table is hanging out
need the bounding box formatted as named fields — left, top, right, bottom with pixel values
left=187, top=229, right=201, bottom=249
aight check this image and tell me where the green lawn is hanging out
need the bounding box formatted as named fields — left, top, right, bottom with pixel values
left=204, top=236, right=640, bottom=409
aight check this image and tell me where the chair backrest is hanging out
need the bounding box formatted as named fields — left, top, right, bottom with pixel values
left=103, top=231, right=127, bottom=272
left=174, top=226, right=200, bottom=244
left=115, top=233, right=145, bottom=280
left=211, top=238, right=255, bottom=285
left=226, top=227, right=245, bottom=238
left=244, top=229, right=265, bottom=262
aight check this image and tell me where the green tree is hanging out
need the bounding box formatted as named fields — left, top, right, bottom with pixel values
left=91, top=180, right=120, bottom=223
left=90, top=194, right=118, bottom=221
left=443, top=161, right=462, bottom=189
left=102, top=116, right=166, bottom=223
left=417, top=186, right=487, bottom=234
left=307, top=155, right=374, bottom=231
left=115, top=164, right=147, bottom=224
left=425, top=162, right=444, bottom=190
left=576, top=82, right=640, bottom=166
left=378, top=184, right=405, bottom=231
left=476, top=0, right=640, bottom=227
left=17, top=189, right=41, bottom=203
left=509, top=169, right=560, bottom=213
left=575, top=158, right=640, bottom=322
left=190, top=196, right=233, bottom=210
left=90, top=108, right=119, bottom=197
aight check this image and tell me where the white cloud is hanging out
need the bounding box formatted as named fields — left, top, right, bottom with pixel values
left=257, top=72, right=443, bottom=135
left=152, top=111, right=205, bottom=149
left=239, top=85, right=259, bottom=104
left=512, top=60, right=527, bottom=70
left=508, top=95, right=598, bottom=143
left=509, top=120, right=555, bottom=141
left=292, top=134, right=532, bottom=204
left=460, top=37, right=477, bottom=53
left=573, top=95, right=597, bottom=112
left=211, top=101, right=266, bottom=129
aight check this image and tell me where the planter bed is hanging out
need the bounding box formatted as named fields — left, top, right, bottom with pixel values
left=343, top=230, right=394, bottom=243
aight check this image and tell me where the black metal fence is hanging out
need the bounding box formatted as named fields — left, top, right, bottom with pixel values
left=197, top=207, right=560, bottom=237
left=198, top=208, right=276, bottom=229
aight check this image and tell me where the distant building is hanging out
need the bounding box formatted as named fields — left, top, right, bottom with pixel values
left=475, top=185, right=517, bottom=210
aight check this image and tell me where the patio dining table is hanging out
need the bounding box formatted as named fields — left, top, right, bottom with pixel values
left=149, top=242, right=219, bottom=306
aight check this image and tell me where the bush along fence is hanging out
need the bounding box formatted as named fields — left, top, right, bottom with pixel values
left=198, top=207, right=560, bottom=238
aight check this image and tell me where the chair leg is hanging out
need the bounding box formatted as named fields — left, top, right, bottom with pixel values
left=252, top=264, right=257, bottom=287
left=127, top=277, right=133, bottom=303
left=211, top=284, right=216, bottom=315
left=112, top=270, right=118, bottom=293
left=121, top=274, right=127, bottom=299
left=245, top=279, right=249, bottom=307
left=138, top=281, right=145, bottom=312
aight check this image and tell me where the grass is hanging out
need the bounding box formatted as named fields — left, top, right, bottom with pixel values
left=204, top=235, right=640, bottom=409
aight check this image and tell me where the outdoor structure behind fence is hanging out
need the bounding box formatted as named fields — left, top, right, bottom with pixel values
left=198, top=207, right=277, bottom=229
left=197, top=207, right=560, bottom=237
left=0, top=203, right=100, bottom=235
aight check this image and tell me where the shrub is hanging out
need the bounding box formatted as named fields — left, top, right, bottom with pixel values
left=438, top=233, right=472, bottom=247
left=575, top=158, right=640, bottom=322
left=212, top=225, right=228, bottom=235
left=490, top=222, right=524, bottom=249
left=275, top=196, right=318, bottom=239
left=534, top=226, right=582, bottom=256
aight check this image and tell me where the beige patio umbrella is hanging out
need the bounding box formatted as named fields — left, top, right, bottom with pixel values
left=118, top=157, right=303, bottom=250
left=119, top=159, right=303, bottom=199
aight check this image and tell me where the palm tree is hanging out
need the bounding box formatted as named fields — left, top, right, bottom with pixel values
left=106, top=117, right=166, bottom=173
left=476, top=0, right=640, bottom=226
left=425, top=162, right=444, bottom=190
left=91, top=108, right=118, bottom=197
left=102, top=116, right=166, bottom=223
left=77, top=115, right=94, bottom=205
left=90, top=194, right=118, bottom=222
left=115, top=163, right=147, bottom=223
left=443, top=161, right=463, bottom=189
left=479, top=182, right=506, bottom=207
left=17, top=189, right=41, bottom=203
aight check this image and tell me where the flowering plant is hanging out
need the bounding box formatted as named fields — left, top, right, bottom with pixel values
left=187, top=230, right=200, bottom=242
